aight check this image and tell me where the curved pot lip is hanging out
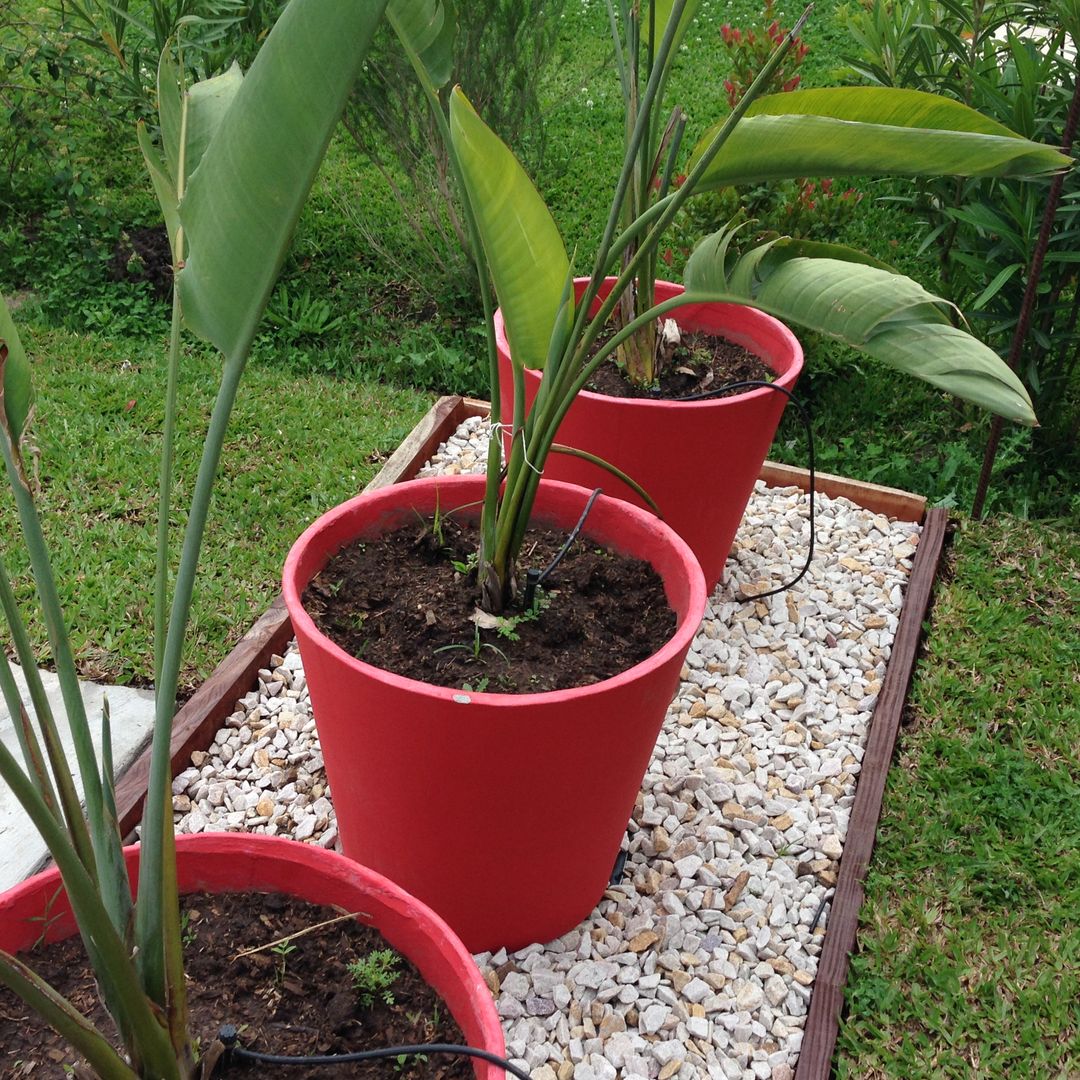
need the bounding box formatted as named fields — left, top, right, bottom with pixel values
left=283, top=475, right=707, bottom=708
left=2, top=832, right=505, bottom=1060
left=495, top=276, right=804, bottom=408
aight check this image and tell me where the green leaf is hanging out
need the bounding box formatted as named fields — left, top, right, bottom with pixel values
left=0, top=293, right=33, bottom=446
left=177, top=0, right=388, bottom=362
left=0, top=950, right=138, bottom=1080
left=388, top=0, right=454, bottom=88
left=645, top=0, right=701, bottom=58
left=970, top=262, right=1023, bottom=309
left=449, top=86, right=570, bottom=371
left=182, top=62, right=244, bottom=178
left=689, top=87, right=1072, bottom=190
left=137, top=122, right=180, bottom=263
left=157, top=50, right=183, bottom=185
left=684, top=233, right=1037, bottom=425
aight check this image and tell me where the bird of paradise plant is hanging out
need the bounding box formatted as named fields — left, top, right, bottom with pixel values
left=391, top=0, right=1067, bottom=614
left=0, top=1, right=387, bottom=1074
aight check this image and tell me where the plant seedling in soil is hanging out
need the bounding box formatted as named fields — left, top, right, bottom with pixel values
left=269, top=940, right=297, bottom=987
left=347, top=948, right=401, bottom=1009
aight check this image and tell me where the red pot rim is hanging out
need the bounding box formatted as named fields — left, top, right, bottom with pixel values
left=1, top=833, right=505, bottom=1065
left=283, top=475, right=706, bottom=708
left=494, top=276, right=804, bottom=408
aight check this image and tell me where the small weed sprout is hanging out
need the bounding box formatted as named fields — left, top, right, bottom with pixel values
left=270, top=939, right=297, bottom=985
left=348, top=948, right=401, bottom=1009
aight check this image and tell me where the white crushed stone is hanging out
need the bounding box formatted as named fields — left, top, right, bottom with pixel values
left=177, top=414, right=920, bottom=1079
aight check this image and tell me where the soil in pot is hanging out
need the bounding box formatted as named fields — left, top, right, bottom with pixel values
left=586, top=328, right=775, bottom=400
left=0, top=892, right=475, bottom=1079
left=302, top=515, right=675, bottom=693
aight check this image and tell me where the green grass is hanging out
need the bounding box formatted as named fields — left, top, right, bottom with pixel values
left=836, top=516, right=1080, bottom=1078
left=0, top=325, right=428, bottom=693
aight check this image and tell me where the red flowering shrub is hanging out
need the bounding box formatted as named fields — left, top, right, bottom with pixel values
left=718, top=1, right=808, bottom=108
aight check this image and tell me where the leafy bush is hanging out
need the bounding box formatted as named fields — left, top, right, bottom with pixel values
left=682, top=1, right=860, bottom=248
left=842, top=0, right=1080, bottom=500
left=342, top=0, right=566, bottom=296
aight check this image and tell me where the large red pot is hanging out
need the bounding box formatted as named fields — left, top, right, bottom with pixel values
left=283, top=475, right=706, bottom=952
left=0, top=833, right=504, bottom=1079
left=496, top=278, right=804, bottom=592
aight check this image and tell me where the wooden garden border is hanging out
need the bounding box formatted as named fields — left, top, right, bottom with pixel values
left=112, top=394, right=948, bottom=1077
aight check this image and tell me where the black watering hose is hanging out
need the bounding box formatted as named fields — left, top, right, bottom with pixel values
left=674, top=379, right=816, bottom=603
left=521, top=383, right=814, bottom=611
left=523, top=486, right=605, bottom=609
left=215, top=1025, right=533, bottom=1079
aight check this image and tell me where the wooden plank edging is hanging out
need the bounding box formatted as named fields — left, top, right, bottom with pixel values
left=113, top=596, right=293, bottom=839
left=794, top=507, right=950, bottom=1080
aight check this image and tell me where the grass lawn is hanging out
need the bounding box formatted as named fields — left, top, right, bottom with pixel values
left=0, top=326, right=429, bottom=693
left=837, top=516, right=1080, bottom=1078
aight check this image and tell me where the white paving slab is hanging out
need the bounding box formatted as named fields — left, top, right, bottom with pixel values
left=0, top=667, right=156, bottom=890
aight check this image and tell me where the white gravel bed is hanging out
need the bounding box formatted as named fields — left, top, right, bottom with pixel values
left=174, top=414, right=920, bottom=1080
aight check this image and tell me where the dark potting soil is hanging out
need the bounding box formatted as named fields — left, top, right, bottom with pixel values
left=0, top=892, right=476, bottom=1079
left=587, top=329, right=775, bottom=400
left=303, top=516, right=676, bottom=693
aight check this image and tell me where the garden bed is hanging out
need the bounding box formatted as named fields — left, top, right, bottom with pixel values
left=114, top=396, right=947, bottom=1079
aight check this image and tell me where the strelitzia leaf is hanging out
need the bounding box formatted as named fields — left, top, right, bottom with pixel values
left=178, top=0, right=388, bottom=362
left=684, top=232, right=1037, bottom=425
left=182, top=62, right=244, bottom=178
left=137, top=123, right=180, bottom=263
left=388, top=0, right=454, bottom=88
left=0, top=293, right=33, bottom=447
left=689, top=87, right=1072, bottom=190
left=449, top=86, right=571, bottom=371
left=645, top=0, right=701, bottom=58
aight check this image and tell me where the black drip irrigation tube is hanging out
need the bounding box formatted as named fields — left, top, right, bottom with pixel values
left=523, top=380, right=817, bottom=609
left=673, top=378, right=816, bottom=603
left=214, top=1024, right=533, bottom=1079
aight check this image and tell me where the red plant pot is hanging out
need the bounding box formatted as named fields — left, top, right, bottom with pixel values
left=496, top=278, right=804, bottom=592
left=283, top=475, right=706, bottom=952
left=0, top=833, right=504, bottom=1079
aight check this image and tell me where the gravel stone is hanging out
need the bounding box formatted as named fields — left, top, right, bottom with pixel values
left=180, top=415, right=919, bottom=1079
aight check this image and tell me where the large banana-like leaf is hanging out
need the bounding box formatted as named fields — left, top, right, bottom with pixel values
left=388, top=0, right=454, bottom=88
left=141, top=56, right=244, bottom=265
left=177, top=0, right=388, bottom=362
left=684, top=231, right=1037, bottom=425
left=450, top=86, right=570, bottom=371
left=0, top=294, right=33, bottom=447
left=689, top=87, right=1072, bottom=190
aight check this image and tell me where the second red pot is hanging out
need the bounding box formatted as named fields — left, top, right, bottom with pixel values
left=497, top=278, right=804, bottom=592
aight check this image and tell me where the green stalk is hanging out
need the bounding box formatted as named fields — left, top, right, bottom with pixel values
left=154, top=277, right=184, bottom=687
left=0, top=951, right=139, bottom=1080
left=153, top=50, right=188, bottom=689
left=0, top=446, right=138, bottom=957
left=571, top=5, right=811, bottom=377
left=0, top=558, right=75, bottom=832
left=0, top=455, right=108, bottom=838
left=0, top=646, right=61, bottom=822
left=0, top=739, right=180, bottom=1078
left=134, top=349, right=248, bottom=1008
left=388, top=9, right=503, bottom=593
left=572, top=0, right=690, bottom=343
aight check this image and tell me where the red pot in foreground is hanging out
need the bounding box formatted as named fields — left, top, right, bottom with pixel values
left=283, top=475, right=707, bottom=952
left=497, top=278, right=804, bottom=592
left=0, top=833, right=504, bottom=1079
